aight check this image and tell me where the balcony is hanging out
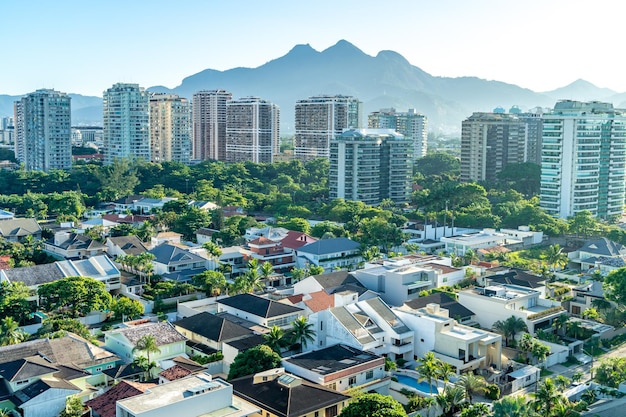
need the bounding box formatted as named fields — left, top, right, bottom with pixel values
left=433, top=351, right=485, bottom=371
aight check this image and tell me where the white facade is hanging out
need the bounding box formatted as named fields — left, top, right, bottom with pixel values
left=226, top=97, right=279, bottom=163
left=14, top=89, right=72, bottom=171
left=540, top=100, right=626, bottom=219
left=149, top=93, right=191, bottom=163
left=368, top=108, right=428, bottom=159
left=457, top=284, right=565, bottom=334
left=103, top=83, right=150, bottom=165
left=354, top=263, right=433, bottom=307
left=394, top=303, right=502, bottom=373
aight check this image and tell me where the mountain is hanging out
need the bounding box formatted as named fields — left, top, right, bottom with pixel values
left=2, top=40, right=625, bottom=133
left=0, top=93, right=102, bottom=126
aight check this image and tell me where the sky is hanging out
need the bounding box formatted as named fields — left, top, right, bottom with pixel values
left=2, top=0, right=625, bottom=97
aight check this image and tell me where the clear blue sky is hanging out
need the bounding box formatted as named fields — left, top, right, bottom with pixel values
left=1, top=0, right=624, bottom=97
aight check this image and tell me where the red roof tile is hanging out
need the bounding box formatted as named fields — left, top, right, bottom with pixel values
left=86, top=381, right=153, bottom=417
left=281, top=231, right=317, bottom=250
left=303, top=291, right=334, bottom=313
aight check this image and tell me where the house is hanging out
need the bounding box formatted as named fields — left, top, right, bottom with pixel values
left=112, top=196, right=177, bottom=215
left=106, top=235, right=149, bottom=257
left=394, top=302, right=502, bottom=374
left=483, top=268, right=547, bottom=296
left=507, top=365, right=541, bottom=393
left=195, top=227, right=219, bottom=245
left=282, top=344, right=390, bottom=394
left=79, top=218, right=119, bottom=231
left=457, top=284, right=566, bottom=335
left=0, top=334, right=120, bottom=417
left=0, top=218, right=42, bottom=242
left=569, top=281, right=610, bottom=316
left=151, top=231, right=182, bottom=247
left=568, top=237, right=626, bottom=273
left=102, top=214, right=154, bottom=227
left=149, top=243, right=208, bottom=276
left=158, top=356, right=206, bottom=383
left=0, top=209, right=15, bottom=220
left=440, top=229, right=510, bottom=256
left=242, top=236, right=297, bottom=274
left=0, top=255, right=121, bottom=300
left=231, top=368, right=350, bottom=417
left=218, top=246, right=246, bottom=276
left=188, top=200, right=219, bottom=211
left=403, top=293, right=476, bottom=324
left=116, top=372, right=258, bottom=417
left=43, top=232, right=107, bottom=259
left=86, top=380, right=154, bottom=417
left=104, top=322, right=187, bottom=364
left=293, top=270, right=378, bottom=302
left=217, top=293, right=304, bottom=329
left=308, top=297, right=414, bottom=361
left=296, top=237, right=362, bottom=272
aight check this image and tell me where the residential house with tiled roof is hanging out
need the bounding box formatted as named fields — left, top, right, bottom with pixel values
left=43, top=232, right=107, bottom=259
left=569, top=280, right=610, bottom=316
left=86, top=380, right=154, bottom=417
left=403, top=292, right=475, bottom=324
left=282, top=344, right=390, bottom=394
left=148, top=243, right=208, bottom=276
left=0, top=209, right=15, bottom=220
left=568, top=237, right=626, bottom=273
left=104, top=322, right=187, bottom=364
left=158, top=357, right=206, bottom=383
left=308, top=297, right=414, bottom=361
left=293, top=270, right=378, bottom=303
left=0, top=218, right=41, bottom=242
left=106, top=235, right=149, bottom=257
left=296, top=237, right=362, bottom=272
left=101, top=214, right=154, bottom=227
left=231, top=368, right=350, bottom=417
left=117, top=372, right=258, bottom=417
left=217, top=293, right=304, bottom=329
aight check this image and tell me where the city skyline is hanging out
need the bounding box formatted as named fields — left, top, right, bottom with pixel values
left=1, top=0, right=625, bottom=97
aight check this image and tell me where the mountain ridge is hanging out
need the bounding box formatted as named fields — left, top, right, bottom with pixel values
left=1, top=40, right=625, bottom=133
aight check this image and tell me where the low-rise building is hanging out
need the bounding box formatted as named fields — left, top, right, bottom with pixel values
left=568, top=237, right=626, bottom=273
left=296, top=237, right=361, bottom=272
left=217, top=293, right=305, bottom=329
left=43, top=232, right=108, bottom=259
left=282, top=344, right=390, bottom=394
left=106, top=235, right=149, bottom=258
left=104, top=322, right=187, bottom=364
left=0, top=217, right=41, bottom=242
left=149, top=243, right=208, bottom=276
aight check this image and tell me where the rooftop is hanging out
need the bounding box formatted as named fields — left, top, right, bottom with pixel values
left=174, top=312, right=253, bottom=342
left=218, top=294, right=303, bottom=319
left=109, top=322, right=186, bottom=346
left=284, top=344, right=381, bottom=375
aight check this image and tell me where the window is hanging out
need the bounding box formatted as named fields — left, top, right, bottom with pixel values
left=320, top=321, right=323, bottom=331
left=329, top=382, right=336, bottom=390
left=348, top=376, right=356, bottom=386
left=366, top=370, right=374, bottom=380
left=325, top=405, right=338, bottom=417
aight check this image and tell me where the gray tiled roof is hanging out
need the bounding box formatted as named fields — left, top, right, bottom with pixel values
left=1, top=262, right=65, bottom=286
left=107, top=236, right=148, bottom=256
left=149, top=243, right=207, bottom=266
left=284, top=344, right=381, bottom=374
left=298, top=237, right=360, bottom=255
left=0, top=218, right=41, bottom=238
left=174, top=312, right=252, bottom=342
left=218, top=293, right=304, bottom=318
left=110, top=322, right=187, bottom=346
left=330, top=307, right=376, bottom=345
left=580, top=238, right=626, bottom=257
left=404, top=292, right=475, bottom=319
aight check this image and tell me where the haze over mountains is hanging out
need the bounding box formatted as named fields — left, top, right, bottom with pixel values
left=2, top=40, right=626, bottom=134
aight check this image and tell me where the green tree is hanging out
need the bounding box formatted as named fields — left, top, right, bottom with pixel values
left=193, top=270, right=227, bottom=297
left=132, top=334, right=161, bottom=365
left=38, top=276, right=113, bottom=317
left=0, top=317, right=28, bottom=346
left=94, top=157, right=140, bottom=201
left=415, top=153, right=460, bottom=177
left=604, top=268, right=626, bottom=305
left=497, top=162, right=541, bottom=197
left=288, top=316, right=315, bottom=352
left=277, top=217, right=311, bottom=234
left=435, top=385, right=466, bottom=417
left=460, top=402, right=490, bottom=417
left=568, top=210, right=597, bottom=238
left=456, top=372, right=487, bottom=403
left=338, top=393, right=407, bottom=417
left=308, top=265, right=325, bottom=276
left=416, top=352, right=439, bottom=395
left=544, top=244, right=568, bottom=272
left=492, top=395, right=537, bottom=417
left=227, top=344, right=282, bottom=380
left=532, top=378, right=564, bottom=416
left=59, top=396, right=84, bottom=417
left=260, top=261, right=274, bottom=280
left=493, top=316, right=528, bottom=347
left=0, top=281, right=33, bottom=324
left=263, top=325, right=288, bottom=353
left=112, top=296, right=144, bottom=321
left=594, top=357, right=626, bottom=387
left=36, top=317, right=92, bottom=340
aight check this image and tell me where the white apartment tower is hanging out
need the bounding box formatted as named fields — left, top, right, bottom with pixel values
left=294, top=95, right=362, bottom=161
left=14, top=89, right=72, bottom=171
left=330, top=128, right=413, bottom=206
left=102, top=83, right=150, bottom=165
left=149, top=93, right=192, bottom=163
left=192, top=89, right=232, bottom=161
left=540, top=100, right=626, bottom=220
left=226, top=97, right=279, bottom=163
left=368, top=108, right=428, bottom=159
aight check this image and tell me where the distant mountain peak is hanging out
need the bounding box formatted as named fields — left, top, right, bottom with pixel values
left=322, top=39, right=364, bottom=55
left=287, top=43, right=317, bottom=55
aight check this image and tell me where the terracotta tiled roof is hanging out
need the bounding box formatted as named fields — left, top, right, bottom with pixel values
left=287, top=294, right=304, bottom=304
left=422, top=262, right=462, bottom=274
left=303, top=291, right=334, bottom=313
left=159, top=365, right=192, bottom=381
left=249, top=236, right=276, bottom=246
left=86, top=381, right=153, bottom=417
left=280, top=231, right=317, bottom=250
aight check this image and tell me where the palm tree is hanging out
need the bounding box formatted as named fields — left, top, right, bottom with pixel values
left=260, top=261, right=274, bottom=281
left=289, top=316, right=315, bottom=353
left=0, top=317, right=28, bottom=346
left=132, top=334, right=161, bottom=366
left=436, top=361, right=456, bottom=394
left=544, top=244, right=568, bottom=272
left=263, top=325, right=287, bottom=354
left=550, top=401, right=579, bottom=417
left=463, top=249, right=479, bottom=265
left=554, top=375, right=571, bottom=391
left=493, top=315, right=528, bottom=347
left=456, top=372, right=487, bottom=403
left=553, top=314, right=569, bottom=336
left=532, top=378, right=564, bottom=417
left=132, top=355, right=156, bottom=382
left=416, top=352, right=439, bottom=395
left=435, top=385, right=465, bottom=416
left=492, top=395, right=537, bottom=417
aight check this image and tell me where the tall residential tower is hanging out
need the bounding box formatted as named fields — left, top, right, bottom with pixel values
left=368, top=108, right=428, bottom=159
left=149, top=93, right=192, bottom=163
left=540, top=100, right=626, bottom=220
left=294, top=95, right=361, bottom=161
left=226, top=97, right=279, bottom=163
left=102, top=83, right=150, bottom=165
left=14, top=89, right=72, bottom=171
left=330, top=128, right=413, bottom=206
left=192, top=90, right=232, bottom=161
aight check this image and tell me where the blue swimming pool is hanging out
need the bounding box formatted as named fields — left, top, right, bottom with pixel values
left=395, top=374, right=437, bottom=394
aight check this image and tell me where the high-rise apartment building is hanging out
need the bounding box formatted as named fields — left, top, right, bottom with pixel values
left=0, top=116, right=14, bottom=145
left=330, top=128, right=413, bottom=206
left=13, top=89, right=72, bottom=171
left=540, top=100, right=626, bottom=219
left=102, top=83, right=150, bottom=165
left=225, top=97, right=279, bottom=163
left=294, top=95, right=361, bottom=161
left=149, top=93, right=191, bottom=164
left=192, top=90, right=232, bottom=161
left=368, top=108, right=428, bottom=159
left=460, top=112, right=527, bottom=182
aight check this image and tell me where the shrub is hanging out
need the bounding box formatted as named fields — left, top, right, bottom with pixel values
left=485, top=384, right=500, bottom=400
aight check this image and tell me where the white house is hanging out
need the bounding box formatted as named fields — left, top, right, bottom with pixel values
left=568, top=237, right=626, bottom=273
left=354, top=261, right=434, bottom=306
left=394, top=302, right=502, bottom=374
left=457, top=284, right=565, bottom=335
left=104, top=321, right=187, bottom=364
left=217, top=293, right=305, bottom=329
left=296, top=237, right=362, bottom=272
